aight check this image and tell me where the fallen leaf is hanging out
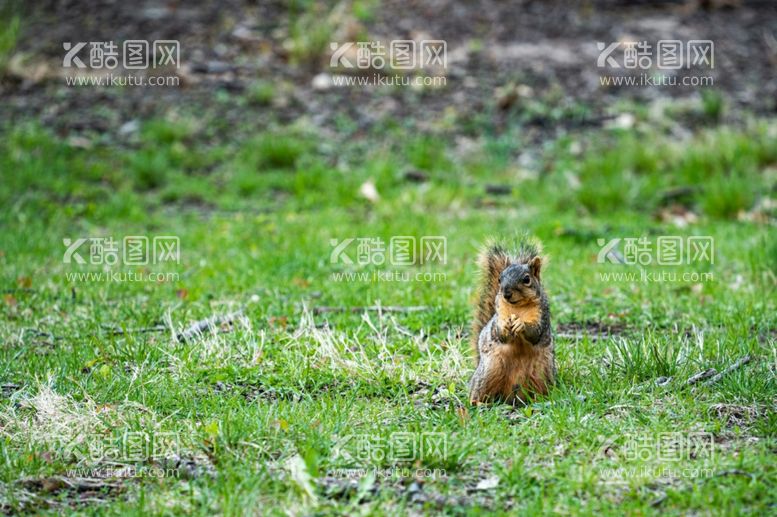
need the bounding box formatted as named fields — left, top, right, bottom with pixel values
left=657, top=205, right=698, bottom=228
left=17, top=276, right=32, bottom=288
left=269, top=316, right=288, bottom=329
left=203, top=421, right=219, bottom=437
left=475, top=476, right=499, bottom=490
left=67, top=136, right=92, bottom=149
left=292, top=277, right=310, bottom=288
left=311, top=73, right=333, bottom=91
left=7, top=55, right=53, bottom=83
left=97, top=364, right=111, bottom=379
left=606, top=112, right=635, bottom=130
left=359, top=180, right=380, bottom=203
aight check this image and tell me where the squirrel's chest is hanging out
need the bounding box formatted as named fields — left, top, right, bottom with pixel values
left=496, top=338, right=552, bottom=393
left=497, top=336, right=538, bottom=360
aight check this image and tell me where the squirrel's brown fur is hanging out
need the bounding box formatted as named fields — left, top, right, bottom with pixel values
left=469, top=236, right=554, bottom=405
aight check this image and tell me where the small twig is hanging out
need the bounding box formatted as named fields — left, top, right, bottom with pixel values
left=605, top=403, right=636, bottom=413
left=556, top=330, right=616, bottom=341
left=685, top=368, right=717, bottom=386
left=650, top=493, right=667, bottom=507
left=100, top=324, right=167, bottom=335
left=20, top=475, right=123, bottom=491
left=312, top=305, right=428, bottom=314
left=654, top=359, right=750, bottom=391
left=176, top=311, right=243, bottom=342
left=703, top=355, right=752, bottom=386
left=1, top=383, right=21, bottom=396
left=712, top=469, right=754, bottom=480
left=556, top=332, right=603, bottom=341
left=21, top=328, right=63, bottom=341
left=57, top=476, right=122, bottom=489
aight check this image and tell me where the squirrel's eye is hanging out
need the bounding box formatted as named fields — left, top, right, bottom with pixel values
left=522, top=276, right=531, bottom=285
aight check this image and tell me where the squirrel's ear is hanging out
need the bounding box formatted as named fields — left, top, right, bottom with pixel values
left=530, top=256, right=542, bottom=280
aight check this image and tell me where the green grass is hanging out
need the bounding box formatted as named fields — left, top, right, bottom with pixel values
left=0, top=11, right=20, bottom=76
left=286, top=1, right=337, bottom=67
left=701, top=90, right=725, bottom=122
left=245, top=81, right=277, bottom=107
left=0, top=108, right=775, bottom=514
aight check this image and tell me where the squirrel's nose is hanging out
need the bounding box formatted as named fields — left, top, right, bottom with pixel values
left=503, top=287, right=514, bottom=299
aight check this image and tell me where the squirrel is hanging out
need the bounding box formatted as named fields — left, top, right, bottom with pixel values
left=469, top=237, right=555, bottom=405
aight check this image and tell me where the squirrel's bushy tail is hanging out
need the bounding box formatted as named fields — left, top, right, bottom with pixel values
left=472, top=235, right=543, bottom=361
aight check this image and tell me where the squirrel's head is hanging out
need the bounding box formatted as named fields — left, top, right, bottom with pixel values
left=498, top=257, right=542, bottom=305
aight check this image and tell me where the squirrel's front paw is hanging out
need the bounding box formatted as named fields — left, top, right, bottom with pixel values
left=506, top=314, right=525, bottom=335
